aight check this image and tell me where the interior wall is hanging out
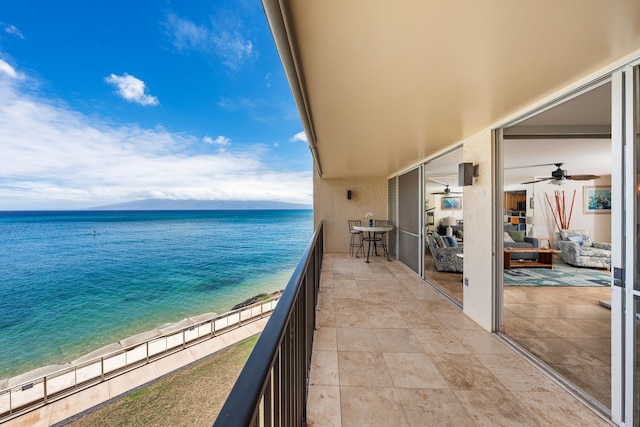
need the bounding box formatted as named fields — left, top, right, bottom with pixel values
left=532, top=175, right=612, bottom=243
left=462, top=129, right=494, bottom=331
left=313, top=170, right=388, bottom=253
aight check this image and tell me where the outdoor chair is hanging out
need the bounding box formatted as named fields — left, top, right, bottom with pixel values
left=373, top=219, right=389, bottom=256
left=348, top=220, right=364, bottom=257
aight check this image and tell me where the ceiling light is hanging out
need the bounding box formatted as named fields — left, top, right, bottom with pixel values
left=550, top=178, right=568, bottom=185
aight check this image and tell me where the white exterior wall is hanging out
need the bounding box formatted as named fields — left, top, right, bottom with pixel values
left=461, top=129, right=494, bottom=331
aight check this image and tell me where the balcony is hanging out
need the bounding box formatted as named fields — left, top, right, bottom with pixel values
left=216, top=223, right=609, bottom=425
left=306, top=254, right=608, bottom=426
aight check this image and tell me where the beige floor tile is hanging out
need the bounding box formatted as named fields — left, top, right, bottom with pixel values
left=366, top=308, right=408, bottom=328
left=309, top=255, right=610, bottom=426
left=429, top=354, right=506, bottom=390
left=334, top=308, right=372, bottom=328
left=451, top=329, right=514, bottom=355
left=432, top=310, right=485, bottom=332
left=475, top=354, right=561, bottom=392
left=333, top=280, right=361, bottom=299
left=550, top=363, right=611, bottom=408
left=336, top=327, right=380, bottom=352
left=532, top=318, right=606, bottom=339
left=383, top=352, right=449, bottom=389
left=503, top=317, right=558, bottom=338
left=316, top=309, right=336, bottom=328
left=564, top=337, right=611, bottom=364
left=310, top=350, right=340, bottom=386
left=514, top=337, right=607, bottom=367
left=396, top=388, right=476, bottom=427
left=453, top=389, right=542, bottom=427
left=313, top=327, right=337, bottom=351
left=338, top=351, right=393, bottom=387
left=340, top=386, right=408, bottom=427
left=397, top=308, right=444, bottom=329
left=374, top=328, right=424, bottom=353
left=511, top=391, right=609, bottom=427
left=411, top=327, right=470, bottom=354
left=307, top=385, right=342, bottom=427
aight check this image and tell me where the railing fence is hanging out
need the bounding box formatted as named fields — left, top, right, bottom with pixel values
left=214, top=221, right=323, bottom=426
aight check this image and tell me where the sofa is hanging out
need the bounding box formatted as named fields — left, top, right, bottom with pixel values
left=555, top=229, right=611, bottom=270
left=427, top=233, right=463, bottom=272
left=503, top=224, right=539, bottom=260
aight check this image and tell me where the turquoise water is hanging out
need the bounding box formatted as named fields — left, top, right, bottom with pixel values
left=0, top=210, right=312, bottom=379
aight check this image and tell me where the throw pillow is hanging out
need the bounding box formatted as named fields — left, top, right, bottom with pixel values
left=456, top=229, right=464, bottom=239
left=568, top=235, right=583, bottom=245
left=504, top=231, right=515, bottom=243
left=443, top=236, right=458, bottom=247
left=560, top=229, right=593, bottom=247
left=507, top=230, right=525, bottom=242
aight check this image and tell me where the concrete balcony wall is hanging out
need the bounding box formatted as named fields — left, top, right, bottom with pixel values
left=313, top=170, right=387, bottom=254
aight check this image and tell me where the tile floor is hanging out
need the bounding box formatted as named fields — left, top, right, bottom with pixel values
left=306, top=254, right=610, bottom=426
left=424, top=251, right=612, bottom=408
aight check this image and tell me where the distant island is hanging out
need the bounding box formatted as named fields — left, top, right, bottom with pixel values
left=89, top=199, right=313, bottom=211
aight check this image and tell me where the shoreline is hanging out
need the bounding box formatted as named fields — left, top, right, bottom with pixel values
left=0, top=291, right=281, bottom=388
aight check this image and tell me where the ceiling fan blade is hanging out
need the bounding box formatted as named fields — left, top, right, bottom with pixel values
left=567, top=174, right=601, bottom=181
left=520, top=177, right=553, bottom=184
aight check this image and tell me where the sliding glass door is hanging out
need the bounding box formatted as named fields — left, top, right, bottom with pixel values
left=397, top=166, right=423, bottom=275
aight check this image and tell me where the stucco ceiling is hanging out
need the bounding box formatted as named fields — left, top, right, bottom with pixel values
left=266, top=0, right=640, bottom=178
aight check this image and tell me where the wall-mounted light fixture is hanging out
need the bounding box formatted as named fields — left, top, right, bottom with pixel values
left=458, top=162, right=479, bottom=186
left=347, top=190, right=352, bottom=200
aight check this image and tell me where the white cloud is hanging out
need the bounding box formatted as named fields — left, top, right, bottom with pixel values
left=164, top=14, right=208, bottom=51
left=273, top=142, right=279, bottom=147
left=0, top=72, right=311, bottom=209
left=1, top=23, right=24, bottom=39
left=265, top=72, right=272, bottom=88
left=203, top=135, right=231, bottom=146
left=164, top=13, right=255, bottom=70
left=290, top=131, right=307, bottom=143
left=0, top=59, right=22, bottom=79
left=105, top=73, right=159, bottom=106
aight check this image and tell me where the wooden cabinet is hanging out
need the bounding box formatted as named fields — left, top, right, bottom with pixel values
left=504, top=191, right=527, bottom=231
left=504, top=191, right=526, bottom=211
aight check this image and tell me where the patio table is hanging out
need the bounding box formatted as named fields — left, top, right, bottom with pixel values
left=353, top=225, right=393, bottom=263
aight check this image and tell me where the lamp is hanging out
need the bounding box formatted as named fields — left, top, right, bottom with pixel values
left=443, top=217, right=457, bottom=236
left=526, top=216, right=537, bottom=236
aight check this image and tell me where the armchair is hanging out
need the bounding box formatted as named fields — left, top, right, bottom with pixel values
left=427, top=233, right=463, bottom=273
left=555, top=229, right=611, bottom=270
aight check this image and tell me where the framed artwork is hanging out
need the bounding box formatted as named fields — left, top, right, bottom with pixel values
left=441, top=196, right=462, bottom=210
left=583, top=186, right=611, bottom=214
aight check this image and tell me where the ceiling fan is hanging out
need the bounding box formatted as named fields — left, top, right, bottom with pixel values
left=428, top=178, right=462, bottom=195
left=521, top=163, right=600, bottom=185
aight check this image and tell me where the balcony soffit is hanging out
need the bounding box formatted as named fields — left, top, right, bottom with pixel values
left=274, top=0, right=640, bottom=178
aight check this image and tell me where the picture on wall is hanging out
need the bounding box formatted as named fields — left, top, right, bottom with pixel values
left=441, top=196, right=462, bottom=210
left=583, top=186, right=611, bottom=214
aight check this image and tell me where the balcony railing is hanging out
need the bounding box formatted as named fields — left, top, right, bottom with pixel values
left=214, top=221, right=323, bottom=427
left=0, top=297, right=279, bottom=423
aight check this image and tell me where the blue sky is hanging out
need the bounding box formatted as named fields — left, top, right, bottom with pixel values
left=0, top=0, right=311, bottom=209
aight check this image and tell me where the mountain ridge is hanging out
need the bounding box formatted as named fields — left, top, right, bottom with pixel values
left=89, top=199, right=313, bottom=210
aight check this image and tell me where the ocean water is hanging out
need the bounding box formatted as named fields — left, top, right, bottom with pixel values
left=0, top=210, right=313, bottom=380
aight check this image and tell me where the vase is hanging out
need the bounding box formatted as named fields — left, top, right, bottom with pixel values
left=369, top=219, right=373, bottom=226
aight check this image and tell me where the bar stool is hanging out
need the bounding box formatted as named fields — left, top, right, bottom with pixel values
left=348, top=220, right=364, bottom=257
left=373, top=219, right=389, bottom=256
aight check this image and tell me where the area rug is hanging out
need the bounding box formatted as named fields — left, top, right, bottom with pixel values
left=503, top=262, right=611, bottom=287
